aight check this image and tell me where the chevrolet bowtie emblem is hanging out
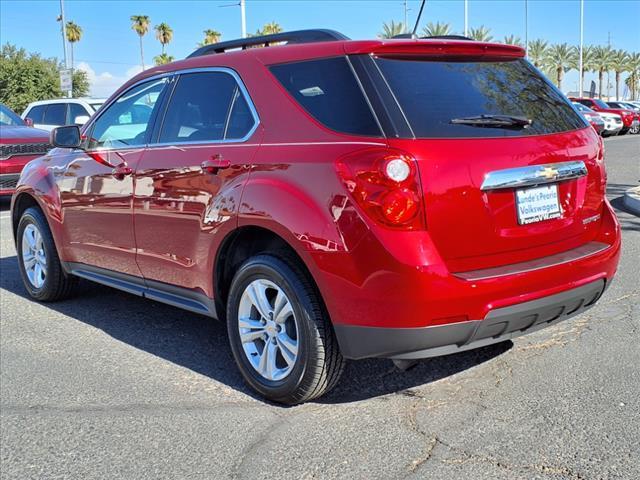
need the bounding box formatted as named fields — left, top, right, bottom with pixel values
left=538, top=167, right=559, bottom=180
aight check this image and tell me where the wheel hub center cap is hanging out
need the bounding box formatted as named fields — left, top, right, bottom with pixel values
left=265, top=321, right=277, bottom=336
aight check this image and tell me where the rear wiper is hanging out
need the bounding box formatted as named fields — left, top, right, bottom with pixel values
left=450, top=114, right=532, bottom=129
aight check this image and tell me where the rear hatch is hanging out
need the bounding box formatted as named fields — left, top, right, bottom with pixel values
left=361, top=47, right=605, bottom=271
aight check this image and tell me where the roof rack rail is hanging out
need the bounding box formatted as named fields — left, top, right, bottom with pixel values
left=188, top=29, right=349, bottom=58
left=422, top=35, right=474, bottom=41
left=391, top=34, right=474, bottom=41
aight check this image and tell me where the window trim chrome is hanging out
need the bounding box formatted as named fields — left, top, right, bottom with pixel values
left=480, top=161, right=588, bottom=191
left=82, top=66, right=260, bottom=152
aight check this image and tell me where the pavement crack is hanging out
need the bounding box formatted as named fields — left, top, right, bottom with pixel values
left=438, top=438, right=587, bottom=480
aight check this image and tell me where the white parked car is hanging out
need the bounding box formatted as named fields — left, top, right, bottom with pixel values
left=595, top=111, right=624, bottom=136
left=21, top=98, right=106, bottom=132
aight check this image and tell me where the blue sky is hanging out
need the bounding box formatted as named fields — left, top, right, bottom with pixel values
left=1, top=0, right=639, bottom=97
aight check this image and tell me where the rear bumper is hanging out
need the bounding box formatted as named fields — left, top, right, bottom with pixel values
left=335, top=279, right=605, bottom=359
left=313, top=199, right=620, bottom=359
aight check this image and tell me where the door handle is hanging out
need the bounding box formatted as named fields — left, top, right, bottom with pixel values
left=112, top=163, right=133, bottom=180
left=201, top=155, right=232, bottom=174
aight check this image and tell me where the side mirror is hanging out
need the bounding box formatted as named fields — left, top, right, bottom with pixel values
left=50, top=125, right=82, bottom=148
left=74, top=115, right=90, bottom=125
left=24, top=118, right=34, bottom=127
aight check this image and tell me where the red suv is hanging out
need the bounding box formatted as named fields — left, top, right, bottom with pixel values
left=1, top=103, right=51, bottom=196
left=11, top=31, right=621, bottom=404
left=569, top=97, right=638, bottom=134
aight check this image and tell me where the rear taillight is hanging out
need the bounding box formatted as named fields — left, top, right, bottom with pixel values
left=336, top=148, right=425, bottom=230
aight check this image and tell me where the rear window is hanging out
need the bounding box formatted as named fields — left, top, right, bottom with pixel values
left=270, top=57, right=381, bottom=137
left=374, top=57, right=586, bottom=138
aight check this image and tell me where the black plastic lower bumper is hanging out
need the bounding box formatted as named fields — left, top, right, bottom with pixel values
left=334, top=279, right=606, bottom=360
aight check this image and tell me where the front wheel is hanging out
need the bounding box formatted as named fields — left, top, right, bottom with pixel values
left=227, top=254, right=344, bottom=404
left=630, top=123, right=640, bottom=135
left=16, top=207, right=78, bottom=301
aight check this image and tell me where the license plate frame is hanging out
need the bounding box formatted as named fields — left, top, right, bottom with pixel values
left=515, top=184, right=562, bottom=225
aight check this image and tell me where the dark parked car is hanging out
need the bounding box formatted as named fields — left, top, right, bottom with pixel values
left=11, top=31, right=621, bottom=404
left=0, top=103, right=51, bottom=196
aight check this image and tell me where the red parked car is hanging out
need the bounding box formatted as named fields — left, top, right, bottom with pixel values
left=0, top=103, right=51, bottom=196
left=570, top=97, right=638, bottom=134
left=11, top=31, right=621, bottom=404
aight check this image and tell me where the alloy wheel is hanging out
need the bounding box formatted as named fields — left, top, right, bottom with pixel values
left=237, top=279, right=299, bottom=381
left=21, top=223, right=47, bottom=289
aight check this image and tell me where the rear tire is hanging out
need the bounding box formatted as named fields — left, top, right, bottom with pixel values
left=227, top=254, right=344, bottom=404
left=16, top=207, right=78, bottom=301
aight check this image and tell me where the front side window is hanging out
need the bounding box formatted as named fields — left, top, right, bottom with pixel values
left=43, top=104, right=66, bottom=126
left=89, top=78, right=167, bottom=149
left=374, top=57, right=587, bottom=138
left=158, top=71, right=255, bottom=143
left=270, top=57, right=381, bottom=137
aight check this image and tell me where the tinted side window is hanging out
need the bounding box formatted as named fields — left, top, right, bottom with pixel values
left=374, top=57, right=587, bottom=138
left=26, top=105, right=46, bottom=123
left=43, top=104, right=67, bottom=126
left=159, top=72, right=238, bottom=143
left=69, top=103, right=90, bottom=124
left=270, top=57, right=381, bottom=136
left=89, top=78, right=167, bottom=149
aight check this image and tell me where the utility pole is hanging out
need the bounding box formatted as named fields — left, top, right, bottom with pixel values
left=464, top=0, right=468, bottom=37
left=58, top=0, right=71, bottom=98
left=240, top=0, right=246, bottom=38
left=579, top=0, right=584, bottom=95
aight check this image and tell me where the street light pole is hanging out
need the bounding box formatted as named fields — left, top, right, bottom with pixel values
left=240, top=0, right=246, bottom=38
left=464, top=0, right=468, bottom=37
left=58, top=0, right=71, bottom=98
left=579, top=0, right=584, bottom=96
left=525, top=0, right=528, bottom=55
left=404, top=0, right=409, bottom=34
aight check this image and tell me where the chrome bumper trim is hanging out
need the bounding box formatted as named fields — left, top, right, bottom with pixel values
left=480, top=160, right=587, bottom=191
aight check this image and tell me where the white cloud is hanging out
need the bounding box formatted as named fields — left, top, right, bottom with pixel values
left=76, top=62, right=143, bottom=98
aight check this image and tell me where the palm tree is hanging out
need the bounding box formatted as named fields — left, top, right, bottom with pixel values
left=262, top=22, right=283, bottom=35
left=155, top=22, right=173, bottom=54
left=202, top=29, right=222, bottom=46
left=131, top=15, right=150, bottom=70
left=610, top=49, right=629, bottom=100
left=592, top=46, right=614, bottom=98
left=546, top=43, right=577, bottom=91
left=503, top=35, right=523, bottom=47
left=423, top=22, right=452, bottom=37
left=625, top=52, right=640, bottom=100
left=154, top=53, right=174, bottom=65
left=65, top=21, right=82, bottom=71
left=379, top=20, right=405, bottom=39
left=527, top=39, right=548, bottom=68
left=468, top=26, right=493, bottom=42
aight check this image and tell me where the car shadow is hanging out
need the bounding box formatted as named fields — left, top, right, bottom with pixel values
left=0, top=254, right=511, bottom=405
left=0, top=197, right=10, bottom=212
left=607, top=182, right=640, bottom=233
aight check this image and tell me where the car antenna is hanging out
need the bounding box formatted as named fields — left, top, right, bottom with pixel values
left=411, top=0, right=427, bottom=37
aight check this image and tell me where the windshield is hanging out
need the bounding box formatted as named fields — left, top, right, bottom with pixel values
left=573, top=102, right=594, bottom=113
left=373, top=57, right=586, bottom=138
left=0, top=104, right=25, bottom=126
left=593, top=99, right=610, bottom=109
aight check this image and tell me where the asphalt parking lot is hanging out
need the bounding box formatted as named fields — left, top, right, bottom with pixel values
left=1, top=135, right=638, bottom=480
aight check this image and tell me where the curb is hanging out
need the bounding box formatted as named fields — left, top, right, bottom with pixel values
left=623, top=187, right=640, bottom=216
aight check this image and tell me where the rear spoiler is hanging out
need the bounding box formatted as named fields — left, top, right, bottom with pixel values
left=344, top=40, right=525, bottom=59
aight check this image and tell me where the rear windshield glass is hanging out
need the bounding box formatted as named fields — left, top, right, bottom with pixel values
left=374, top=57, right=586, bottom=138
left=270, top=57, right=381, bottom=137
